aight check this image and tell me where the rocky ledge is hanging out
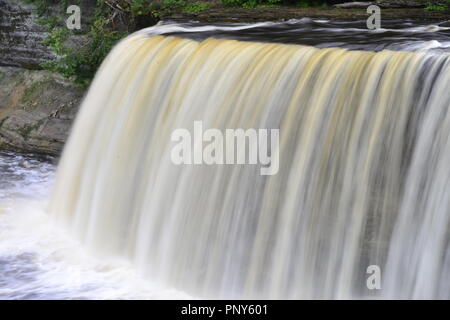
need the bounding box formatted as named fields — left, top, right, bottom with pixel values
left=0, top=67, right=84, bottom=155
left=165, top=7, right=450, bottom=22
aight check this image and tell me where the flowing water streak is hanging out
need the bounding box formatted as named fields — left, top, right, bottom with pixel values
left=50, top=33, right=450, bottom=299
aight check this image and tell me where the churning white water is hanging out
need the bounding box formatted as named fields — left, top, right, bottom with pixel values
left=0, top=151, right=192, bottom=299
left=2, top=20, right=450, bottom=299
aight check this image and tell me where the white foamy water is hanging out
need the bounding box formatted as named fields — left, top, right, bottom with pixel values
left=0, top=151, right=192, bottom=300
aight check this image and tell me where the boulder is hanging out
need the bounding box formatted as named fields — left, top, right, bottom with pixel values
left=334, top=2, right=374, bottom=8
left=0, top=66, right=83, bottom=155
left=375, top=0, right=426, bottom=8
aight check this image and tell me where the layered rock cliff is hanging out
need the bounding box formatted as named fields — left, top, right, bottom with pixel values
left=0, top=0, right=55, bottom=69
left=0, top=0, right=85, bottom=154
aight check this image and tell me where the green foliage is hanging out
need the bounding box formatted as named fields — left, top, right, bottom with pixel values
left=158, top=0, right=187, bottom=16
left=243, top=0, right=258, bottom=8
left=163, top=0, right=187, bottom=7
left=296, top=0, right=323, bottom=7
left=126, top=0, right=163, bottom=21
left=37, top=1, right=127, bottom=86
left=129, top=0, right=155, bottom=16
left=183, top=2, right=210, bottom=13
left=129, top=0, right=188, bottom=18
left=43, top=28, right=70, bottom=55
left=425, top=4, right=447, bottom=10
left=222, top=0, right=245, bottom=7
left=43, top=20, right=126, bottom=86
left=296, top=0, right=308, bottom=7
left=421, top=0, right=450, bottom=10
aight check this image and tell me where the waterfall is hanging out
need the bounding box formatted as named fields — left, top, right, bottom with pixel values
left=49, top=33, right=450, bottom=299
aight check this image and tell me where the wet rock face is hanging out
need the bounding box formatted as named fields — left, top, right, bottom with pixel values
left=0, top=1, right=96, bottom=155
left=0, top=66, right=84, bottom=155
left=0, top=0, right=56, bottom=69
left=376, top=0, right=425, bottom=7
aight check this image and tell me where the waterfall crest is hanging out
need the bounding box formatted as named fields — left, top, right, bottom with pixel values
left=50, top=34, right=450, bottom=299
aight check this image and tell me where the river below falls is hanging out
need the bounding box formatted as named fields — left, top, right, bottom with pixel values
left=0, top=151, right=192, bottom=299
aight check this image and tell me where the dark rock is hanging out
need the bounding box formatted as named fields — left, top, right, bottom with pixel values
left=0, top=66, right=84, bottom=155
left=376, top=0, right=425, bottom=8
left=164, top=7, right=450, bottom=22
left=0, top=0, right=55, bottom=69
left=334, top=2, right=374, bottom=8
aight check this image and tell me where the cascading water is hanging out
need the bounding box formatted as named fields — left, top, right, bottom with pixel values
left=47, top=31, right=450, bottom=299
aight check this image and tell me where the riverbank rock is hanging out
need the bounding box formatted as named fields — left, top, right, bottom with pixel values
left=164, top=7, right=450, bottom=22
left=333, top=0, right=426, bottom=8
left=0, top=67, right=83, bottom=155
left=334, top=2, right=374, bottom=8
left=376, top=0, right=426, bottom=8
